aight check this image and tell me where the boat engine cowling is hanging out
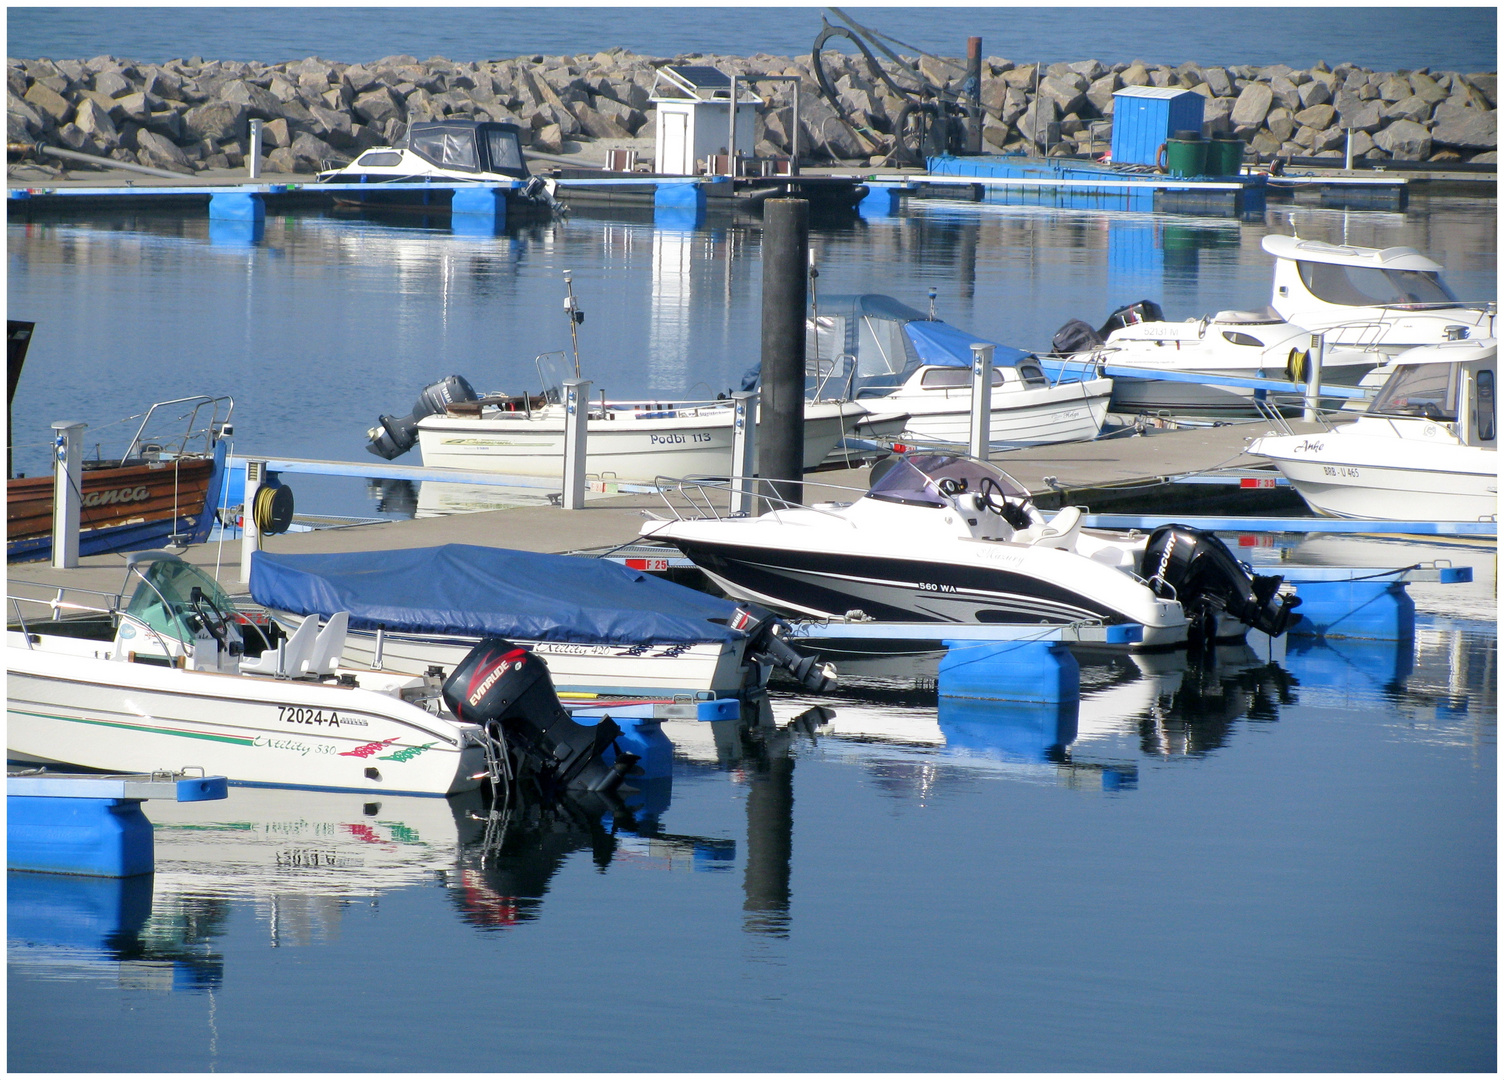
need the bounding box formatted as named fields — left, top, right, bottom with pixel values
left=367, top=375, right=479, bottom=460
left=1140, top=525, right=1301, bottom=643
left=443, top=638, right=638, bottom=794
left=735, top=607, right=838, bottom=693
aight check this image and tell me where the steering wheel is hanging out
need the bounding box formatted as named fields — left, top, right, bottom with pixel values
left=189, top=587, right=235, bottom=648
left=978, top=476, right=1035, bottom=530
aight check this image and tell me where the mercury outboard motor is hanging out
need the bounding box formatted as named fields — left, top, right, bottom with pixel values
left=734, top=607, right=838, bottom=692
left=443, top=638, right=638, bottom=795
left=367, top=374, right=479, bottom=460
left=1050, top=319, right=1105, bottom=355
left=1140, top=525, right=1301, bottom=646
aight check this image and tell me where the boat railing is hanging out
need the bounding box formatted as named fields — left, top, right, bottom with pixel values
left=650, top=474, right=871, bottom=523
left=123, top=395, right=234, bottom=460
left=8, top=585, right=179, bottom=660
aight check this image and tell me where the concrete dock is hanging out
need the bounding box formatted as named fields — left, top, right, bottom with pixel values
left=6, top=420, right=1311, bottom=602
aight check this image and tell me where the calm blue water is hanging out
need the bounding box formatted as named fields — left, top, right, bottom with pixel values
left=7, top=6, right=1499, bottom=72
left=7, top=607, right=1497, bottom=1071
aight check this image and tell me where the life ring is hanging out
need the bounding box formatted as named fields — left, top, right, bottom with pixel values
left=1155, top=143, right=1167, bottom=171
left=1285, top=347, right=1309, bottom=383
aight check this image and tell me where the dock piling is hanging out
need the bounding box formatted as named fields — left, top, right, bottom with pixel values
left=968, top=343, right=994, bottom=459
left=50, top=420, right=85, bottom=569
left=562, top=378, right=590, bottom=510
left=731, top=388, right=759, bottom=516
left=759, top=199, right=809, bottom=505
left=247, top=118, right=262, bottom=179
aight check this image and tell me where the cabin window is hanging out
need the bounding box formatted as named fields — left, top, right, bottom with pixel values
left=410, top=129, right=480, bottom=171
left=1475, top=368, right=1495, bottom=441
left=485, top=130, right=524, bottom=172
left=856, top=315, right=912, bottom=380
left=1369, top=362, right=1460, bottom=421
left=920, top=367, right=1003, bottom=389
left=1297, top=261, right=1458, bottom=307
left=355, top=151, right=403, bottom=167
left=1222, top=331, right=1265, bottom=347
left=1018, top=362, right=1048, bottom=386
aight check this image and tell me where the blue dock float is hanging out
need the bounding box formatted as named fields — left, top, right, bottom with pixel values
left=9, top=771, right=228, bottom=878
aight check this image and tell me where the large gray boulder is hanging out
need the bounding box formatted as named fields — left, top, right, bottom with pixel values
left=352, top=86, right=404, bottom=127
left=1372, top=117, right=1431, bottom=159
left=23, top=81, right=73, bottom=125
left=1431, top=108, right=1496, bottom=149
left=1229, top=81, right=1273, bottom=128
left=134, top=128, right=193, bottom=170
left=180, top=101, right=246, bottom=142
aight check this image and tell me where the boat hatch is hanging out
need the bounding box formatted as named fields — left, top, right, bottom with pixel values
left=867, top=453, right=1030, bottom=508
left=1297, top=259, right=1459, bottom=309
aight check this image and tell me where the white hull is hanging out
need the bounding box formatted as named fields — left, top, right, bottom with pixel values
left=417, top=400, right=867, bottom=481
left=870, top=376, right=1113, bottom=446
left=7, top=634, right=486, bottom=796
left=305, top=623, right=756, bottom=699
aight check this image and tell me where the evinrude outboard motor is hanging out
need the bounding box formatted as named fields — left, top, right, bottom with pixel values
left=734, top=607, right=838, bottom=693
left=367, top=374, right=479, bottom=460
left=1140, top=525, right=1301, bottom=647
left=443, top=638, right=639, bottom=795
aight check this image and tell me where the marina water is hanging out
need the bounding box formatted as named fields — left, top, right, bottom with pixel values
left=6, top=81, right=1498, bottom=1072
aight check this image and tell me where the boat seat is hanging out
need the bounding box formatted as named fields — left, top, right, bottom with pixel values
left=240, top=613, right=318, bottom=678
left=1031, top=505, right=1084, bottom=550
left=303, top=611, right=349, bottom=677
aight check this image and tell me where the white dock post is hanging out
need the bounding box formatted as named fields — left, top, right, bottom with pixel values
left=731, top=389, right=759, bottom=516
left=968, top=343, right=994, bottom=460
left=50, top=420, right=85, bottom=569
left=1304, top=333, right=1326, bottom=422
left=247, top=118, right=262, bottom=179
left=239, top=459, right=263, bottom=583
left=727, top=75, right=738, bottom=176
left=562, top=378, right=590, bottom=510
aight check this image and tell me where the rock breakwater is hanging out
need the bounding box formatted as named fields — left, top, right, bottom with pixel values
left=7, top=48, right=1497, bottom=177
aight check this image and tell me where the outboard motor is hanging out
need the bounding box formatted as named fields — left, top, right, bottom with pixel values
left=734, top=608, right=838, bottom=693
left=443, top=638, right=639, bottom=795
left=1050, top=318, right=1105, bottom=355
left=367, top=375, right=479, bottom=460
left=1098, top=299, right=1166, bottom=338
left=1140, top=525, right=1301, bottom=646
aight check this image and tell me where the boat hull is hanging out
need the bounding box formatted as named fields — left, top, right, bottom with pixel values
left=7, top=637, right=485, bottom=796
left=865, top=377, right=1112, bottom=447
left=417, top=401, right=862, bottom=480
left=8, top=453, right=223, bottom=563
left=1108, top=361, right=1376, bottom=417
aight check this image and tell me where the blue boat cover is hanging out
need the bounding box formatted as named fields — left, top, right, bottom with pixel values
left=249, top=545, right=746, bottom=645
left=902, top=320, right=1032, bottom=369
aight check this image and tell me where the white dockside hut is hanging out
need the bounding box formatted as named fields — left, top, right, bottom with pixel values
left=650, top=65, right=759, bottom=176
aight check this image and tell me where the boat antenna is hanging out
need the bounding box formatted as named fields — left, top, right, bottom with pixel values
left=562, top=270, right=584, bottom=378
left=808, top=248, right=820, bottom=319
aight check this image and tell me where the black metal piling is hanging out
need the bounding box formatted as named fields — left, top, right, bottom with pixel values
left=759, top=198, right=809, bottom=507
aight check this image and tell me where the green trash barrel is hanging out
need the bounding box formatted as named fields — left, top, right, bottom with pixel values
left=1206, top=134, right=1244, bottom=176
left=1163, top=129, right=1206, bottom=177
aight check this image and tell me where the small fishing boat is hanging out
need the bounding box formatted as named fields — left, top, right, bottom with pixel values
left=247, top=543, right=835, bottom=698
left=642, top=452, right=1300, bottom=649
left=1049, top=300, right=1378, bottom=417
left=1261, top=234, right=1496, bottom=355
left=7, top=552, right=642, bottom=797
left=765, top=293, right=1112, bottom=448
left=1249, top=339, right=1497, bottom=522
left=316, top=119, right=565, bottom=215
left=8, top=393, right=233, bottom=563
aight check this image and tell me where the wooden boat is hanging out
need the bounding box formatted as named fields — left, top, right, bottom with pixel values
left=7, top=395, right=232, bottom=563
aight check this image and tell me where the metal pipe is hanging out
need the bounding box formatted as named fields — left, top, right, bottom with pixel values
left=731, top=389, right=759, bottom=517
left=31, top=142, right=190, bottom=179
left=1304, top=333, right=1325, bottom=422
left=247, top=118, right=262, bottom=179
left=51, top=420, right=85, bottom=569
left=562, top=378, right=590, bottom=510
left=759, top=199, right=809, bottom=507
left=968, top=344, right=994, bottom=460
left=727, top=74, right=738, bottom=176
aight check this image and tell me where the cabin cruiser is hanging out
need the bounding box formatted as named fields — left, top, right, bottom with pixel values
left=248, top=544, right=835, bottom=699
left=1249, top=339, right=1497, bottom=522
left=1262, top=234, right=1496, bottom=355
left=1049, top=300, right=1377, bottom=417
left=369, top=362, right=901, bottom=481
left=641, top=453, right=1300, bottom=649
left=767, top=294, right=1112, bottom=448
left=316, top=119, right=565, bottom=215
left=7, top=552, right=642, bottom=797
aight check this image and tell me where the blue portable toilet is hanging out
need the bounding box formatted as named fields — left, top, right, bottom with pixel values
left=1110, top=86, right=1206, bottom=166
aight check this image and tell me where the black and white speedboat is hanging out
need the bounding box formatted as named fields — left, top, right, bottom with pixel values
left=641, top=453, right=1300, bottom=650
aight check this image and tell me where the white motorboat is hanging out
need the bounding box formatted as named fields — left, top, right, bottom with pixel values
left=7, top=552, right=642, bottom=797
left=1249, top=339, right=1497, bottom=522
left=316, top=119, right=565, bottom=215
left=641, top=453, right=1301, bottom=650
left=247, top=543, right=835, bottom=699
left=1262, top=234, right=1496, bottom=355
left=1050, top=300, right=1378, bottom=417
left=795, top=294, right=1113, bottom=448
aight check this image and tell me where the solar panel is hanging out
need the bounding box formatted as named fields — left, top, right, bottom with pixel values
left=666, top=65, right=731, bottom=89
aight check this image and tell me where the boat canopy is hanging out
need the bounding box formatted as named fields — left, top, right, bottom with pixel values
left=743, top=294, right=1033, bottom=396
left=403, top=121, right=530, bottom=178
left=249, top=545, right=748, bottom=646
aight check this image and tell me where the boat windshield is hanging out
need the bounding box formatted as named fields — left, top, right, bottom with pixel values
left=1368, top=362, right=1460, bottom=421
left=124, top=557, right=240, bottom=645
left=410, top=128, right=480, bottom=172
left=1297, top=260, right=1459, bottom=308
left=866, top=454, right=1030, bottom=508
